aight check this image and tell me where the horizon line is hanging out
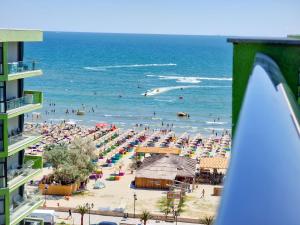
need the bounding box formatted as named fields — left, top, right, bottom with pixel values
left=31, top=29, right=291, bottom=38
left=0, top=27, right=292, bottom=37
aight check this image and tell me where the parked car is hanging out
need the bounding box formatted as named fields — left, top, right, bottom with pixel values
left=98, top=221, right=118, bottom=225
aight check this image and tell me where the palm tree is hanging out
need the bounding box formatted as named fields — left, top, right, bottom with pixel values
left=158, top=197, right=172, bottom=219
left=200, top=216, right=215, bottom=225
left=77, top=204, right=88, bottom=225
left=140, top=210, right=152, bottom=225
left=177, top=196, right=186, bottom=214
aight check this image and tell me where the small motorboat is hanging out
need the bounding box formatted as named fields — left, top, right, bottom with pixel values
left=76, top=110, right=85, bottom=116
left=177, top=112, right=189, bottom=117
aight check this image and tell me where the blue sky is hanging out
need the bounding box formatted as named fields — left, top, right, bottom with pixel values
left=1, top=0, right=299, bottom=36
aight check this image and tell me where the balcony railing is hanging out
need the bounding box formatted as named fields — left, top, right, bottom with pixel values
left=7, top=160, right=36, bottom=187
left=4, top=91, right=42, bottom=113
left=6, top=95, right=34, bottom=111
left=8, top=61, right=39, bottom=75
left=10, top=190, right=43, bottom=224
left=8, top=131, right=41, bottom=150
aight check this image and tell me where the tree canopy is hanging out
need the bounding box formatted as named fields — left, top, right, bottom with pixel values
left=44, top=137, right=97, bottom=184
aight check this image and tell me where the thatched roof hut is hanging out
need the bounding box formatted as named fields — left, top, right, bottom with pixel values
left=135, top=154, right=196, bottom=189
left=200, top=157, right=229, bottom=170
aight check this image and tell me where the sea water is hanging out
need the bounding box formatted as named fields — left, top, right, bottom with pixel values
left=24, top=32, right=232, bottom=135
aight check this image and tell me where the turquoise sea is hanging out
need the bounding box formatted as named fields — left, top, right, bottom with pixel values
left=24, top=32, right=233, bottom=135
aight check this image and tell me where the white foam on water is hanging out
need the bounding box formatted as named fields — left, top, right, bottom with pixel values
left=152, top=117, right=162, bottom=121
left=142, top=85, right=200, bottom=96
left=198, top=77, right=232, bottom=81
left=201, top=86, right=231, bottom=88
left=204, top=127, right=226, bottom=131
left=174, top=125, right=193, bottom=129
left=69, top=119, right=83, bottom=122
left=49, top=118, right=65, bottom=122
left=84, top=63, right=177, bottom=71
left=176, top=77, right=201, bottom=84
left=158, top=75, right=201, bottom=84
left=206, top=121, right=228, bottom=125
left=113, top=121, right=126, bottom=125
left=89, top=119, right=102, bottom=122
left=147, top=75, right=232, bottom=84
left=104, top=114, right=122, bottom=117
left=83, top=67, right=107, bottom=71
left=153, top=98, right=175, bottom=103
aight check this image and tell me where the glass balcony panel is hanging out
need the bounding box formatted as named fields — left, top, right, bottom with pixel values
left=7, top=160, right=36, bottom=187
left=8, top=131, right=41, bottom=153
left=10, top=190, right=43, bottom=223
left=6, top=95, right=35, bottom=111
left=8, top=131, right=40, bottom=145
left=7, top=61, right=39, bottom=75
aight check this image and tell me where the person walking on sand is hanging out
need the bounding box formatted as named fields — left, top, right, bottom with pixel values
left=68, top=209, right=72, bottom=219
left=201, top=188, right=205, bottom=198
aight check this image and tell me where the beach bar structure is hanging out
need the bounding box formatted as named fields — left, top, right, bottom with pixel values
left=0, top=29, right=44, bottom=225
left=199, top=157, right=228, bottom=170
left=135, top=146, right=181, bottom=155
left=228, top=36, right=300, bottom=135
left=135, top=154, right=196, bottom=189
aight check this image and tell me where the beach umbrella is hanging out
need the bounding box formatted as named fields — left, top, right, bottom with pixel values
left=96, top=123, right=109, bottom=129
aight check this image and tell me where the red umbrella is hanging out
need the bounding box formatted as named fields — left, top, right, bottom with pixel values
left=96, top=123, right=109, bottom=128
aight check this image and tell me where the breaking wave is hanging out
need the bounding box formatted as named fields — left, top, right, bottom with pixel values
left=204, top=127, right=227, bottom=131
left=142, top=86, right=200, bottom=96
left=205, top=121, right=228, bottom=125
left=147, top=75, right=232, bottom=84
left=84, top=63, right=177, bottom=71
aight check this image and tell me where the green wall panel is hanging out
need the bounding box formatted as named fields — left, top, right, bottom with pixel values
left=232, top=43, right=300, bottom=134
left=24, top=155, right=43, bottom=169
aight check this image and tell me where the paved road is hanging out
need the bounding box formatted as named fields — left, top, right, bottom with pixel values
left=55, top=211, right=201, bottom=225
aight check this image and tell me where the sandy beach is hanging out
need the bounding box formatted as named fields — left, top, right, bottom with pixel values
left=35, top=166, right=220, bottom=219
left=26, top=121, right=230, bottom=220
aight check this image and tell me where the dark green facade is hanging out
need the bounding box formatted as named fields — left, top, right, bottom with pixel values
left=228, top=38, right=300, bottom=134
left=0, top=29, right=44, bottom=225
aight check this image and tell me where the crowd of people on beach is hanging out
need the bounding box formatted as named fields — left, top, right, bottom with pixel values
left=28, top=99, right=230, bottom=136
left=25, top=121, right=113, bottom=155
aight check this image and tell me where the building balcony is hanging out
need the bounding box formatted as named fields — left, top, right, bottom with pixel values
left=8, top=131, right=42, bottom=156
left=2, top=91, right=43, bottom=118
left=10, top=192, right=43, bottom=225
left=6, top=61, right=42, bottom=81
left=7, top=160, right=41, bottom=190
